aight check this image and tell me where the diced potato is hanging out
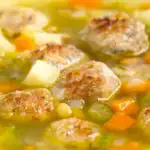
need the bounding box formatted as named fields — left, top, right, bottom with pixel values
left=33, top=32, right=64, bottom=45
left=23, top=60, right=60, bottom=87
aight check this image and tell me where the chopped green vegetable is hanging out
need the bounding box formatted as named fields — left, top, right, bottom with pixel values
left=88, top=102, right=113, bottom=123
left=66, top=100, right=85, bottom=118
left=0, top=125, right=23, bottom=149
left=140, top=92, right=150, bottom=109
left=99, top=133, right=114, bottom=150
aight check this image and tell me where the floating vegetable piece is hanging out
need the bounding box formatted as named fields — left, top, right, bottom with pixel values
left=22, top=60, right=60, bottom=87
left=110, top=142, right=140, bottom=150
left=45, top=117, right=102, bottom=148
left=0, top=88, right=56, bottom=122
left=33, top=32, right=63, bottom=45
left=80, top=12, right=149, bottom=58
left=88, top=102, right=113, bottom=123
left=52, top=61, right=121, bottom=101
left=13, top=34, right=36, bottom=51
left=111, top=97, right=139, bottom=115
left=0, top=125, right=23, bottom=149
left=104, top=113, right=135, bottom=132
left=56, top=103, right=72, bottom=118
left=66, top=99, right=85, bottom=118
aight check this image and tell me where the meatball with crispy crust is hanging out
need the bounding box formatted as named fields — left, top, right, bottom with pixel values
left=45, top=117, right=102, bottom=148
left=0, top=7, right=48, bottom=36
left=80, top=12, right=149, bottom=58
left=52, top=61, right=121, bottom=101
left=0, top=88, right=56, bottom=122
left=21, top=44, right=86, bottom=70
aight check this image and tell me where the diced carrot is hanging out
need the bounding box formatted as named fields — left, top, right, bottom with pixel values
left=109, top=142, right=140, bottom=150
left=69, top=0, right=101, bottom=9
left=24, top=146, right=35, bottom=150
left=141, top=3, right=150, bottom=9
left=111, top=97, right=139, bottom=115
left=0, top=81, right=22, bottom=93
left=144, top=52, right=150, bottom=64
left=13, top=34, right=36, bottom=52
left=120, top=81, right=149, bottom=94
left=104, top=113, right=135, bottom=132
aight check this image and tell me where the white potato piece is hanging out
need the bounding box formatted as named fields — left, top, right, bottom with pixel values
left=23, top=60, right=60, bottom=87
left=33, top=32, right=63, bottom=45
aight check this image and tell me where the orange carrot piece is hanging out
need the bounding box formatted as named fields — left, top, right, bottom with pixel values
left=109, top=142, right=140, bottom=150
left=13, top=34, right=36, bottom=52
left=120, top=81, right=149, bottom=94
left=104, top=113, right=135, bottom=132
left=141, top=3, right=150, bottom=9
left=0, top=81, right=22, bottom=93
left=69, top=0, right=100, bottom=9
left=111, top=97, right=139, bottom=115
left=144, top=52, right=150, bottom=64
left=24, top=146, right=35, bottom=150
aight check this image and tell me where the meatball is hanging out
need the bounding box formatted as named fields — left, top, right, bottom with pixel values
left=45, top=117, right=102, bottom=148
left=0, top=7, right=48, bottom=36
left=138, top=107, right=150, bottom=137
left=80, top=12, right=149, bottom=57
left=21, top=44, right=86, bottom=71
left=52, top=61, right=121, bottom=101
left=0, top=88, right=56, bottom=122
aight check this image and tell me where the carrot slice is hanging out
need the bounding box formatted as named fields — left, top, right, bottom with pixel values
left=109, top=142, right=140, bottom=150
left=144, top=52, right=150, bottom=64
left=111, top=97, right=139, bottom=115
left=24, top=146, right=35, bottom=150
left=104, top=113, right=135, bottom=132
left=69, top=0, right=100, bottom=9
left=120, top=81, right=149, bottom=94
left=0, top=81, right=22, bottom=93
left=13, top=34, right=36, bottom=52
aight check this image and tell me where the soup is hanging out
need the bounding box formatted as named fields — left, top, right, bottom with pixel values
left=0, top=0, right=150, bottom=150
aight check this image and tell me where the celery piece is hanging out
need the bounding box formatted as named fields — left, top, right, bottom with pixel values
left=0, top=125, right=23, bottom=149
left=88, top=103, right=113, bottom=123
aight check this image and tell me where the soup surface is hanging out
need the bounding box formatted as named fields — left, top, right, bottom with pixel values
left=0, top=0, right=150, bottom=150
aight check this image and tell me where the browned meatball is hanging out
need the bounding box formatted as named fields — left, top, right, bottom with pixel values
left=0, top=88, right=56, bottom=122
left=0, top=7, right=48, bottom=36
left=52, top=61, right=121, bottom=101
left=19, top=44, right=86, bottom=71
left=81, top=12, right=149, bottom=57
